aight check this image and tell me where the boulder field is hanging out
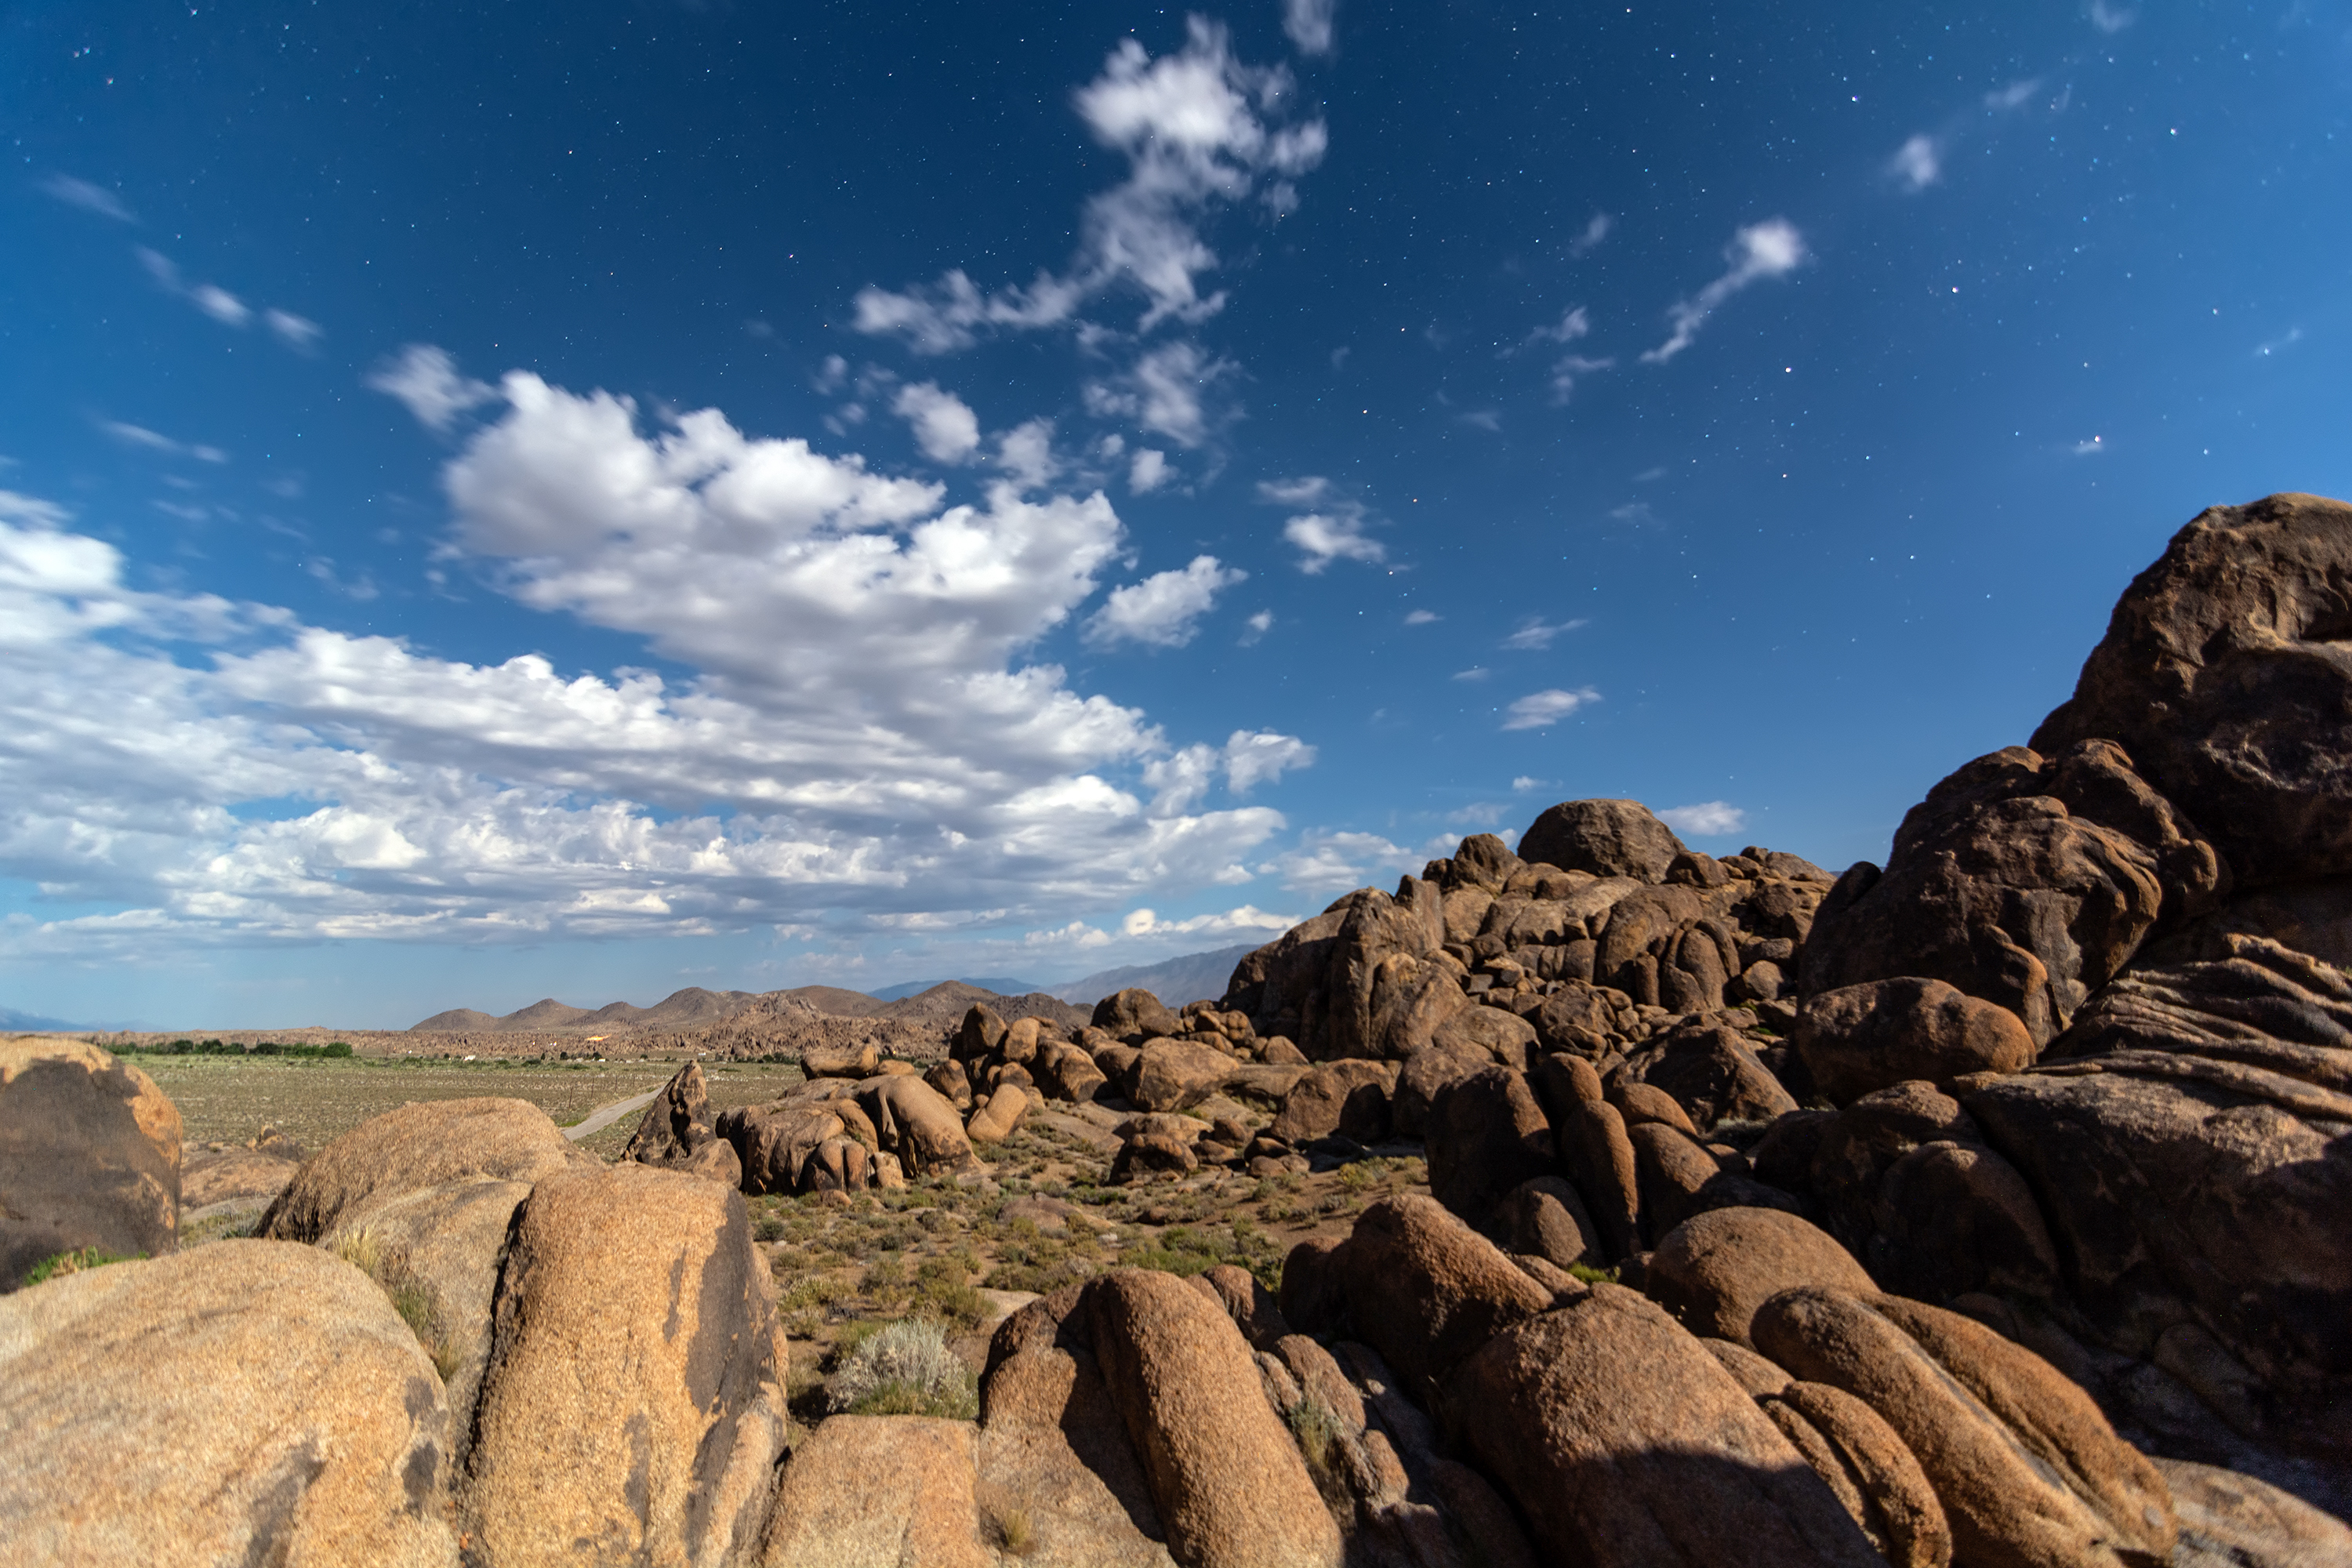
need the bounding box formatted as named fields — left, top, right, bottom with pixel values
left=5, top=493, right=2352, bottom=1564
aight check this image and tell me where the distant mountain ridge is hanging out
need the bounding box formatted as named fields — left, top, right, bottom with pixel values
left=1048, top=945, right=1255, bottom=1010
left=405, top=946, right=1260, bottom=1033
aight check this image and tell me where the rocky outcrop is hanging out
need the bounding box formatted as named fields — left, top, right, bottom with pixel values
left=1646, top=1207, right=1878, bottom=1348
left=1517, top=798, right=1688, bottom=884
left=622, top=1058, right=717, bottom=1164
left=0, top=1037, right=181, bottom=1290
left=1802, top=740, right=2224, bottom=1047
left=0, top=1240, right=460, bottom=1566
left=2031, top=492, right=2352, bottom=890
left=1797, top=977, right=2037, bottom=1105
left=760, top=1416, right=992, bottom=1568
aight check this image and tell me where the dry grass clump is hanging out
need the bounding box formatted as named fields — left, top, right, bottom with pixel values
left=829, top=1316, right=978, bottom=1419
left=332, top=1229, right=463, bottom=1380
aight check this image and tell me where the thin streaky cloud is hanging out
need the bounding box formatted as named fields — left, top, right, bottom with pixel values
left=1501, top=687, right=1600, bottom=729
left=40, top=174, right=134, bottom=223
left=1640, top=219, right=1806, bottom=365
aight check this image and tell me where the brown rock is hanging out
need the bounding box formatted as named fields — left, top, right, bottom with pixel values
left=1761, top=1380, right=1953, bottom=1568
left=319, top=1175, right=532, bottom=1450
left=1312, top=1194, right=1549, bottom=1401
left=461, top=1163, right=787, bottom=1568
left=1094, top=987, right=1181, bottom=1043
left=0, top=1037, right=181, bottom=1289
left=1519, top=799, right=1688, bottom=884
left=967, top=1087, right=1030, bottom=1144
left=857, top=1074, right=980, bottom=1175
left=1800, top=741, right=2211, bottom=1047
left=802, top=1040, right=882, bottom=1079
left=1033, top=1040, right=1111, bottom=1102
left=1631, top=1120, right=1802, bottom=1243
left=926, top=1057, right=974, bottom=1111
left=1610, top=1078, right=1700, bottom=1136
left=1752, top=1288, right=2176, bottom=1568
left=622, top=1058, right=715, bottom=1164
left=1624, top=1022, right=1801, bottom=1129
left=759, top=1415, right=989, bottom=1568
left=1084, top=1269, right=1343, bottom=1568
left=1432, top=1002, right=1541, bottom=1065
left=1798, top=978, right=2038, bottom=1105
left=1868, top=1138, right=2060, bottom=1304
left=2029, top=492, right=2352, bottom=889
left=0, top=1240, right=459, bottom=1566
left=1189, top=1262, right=1293, bottom=1350
left=1704, top=1335, right=1793, bottom=1396
left=1424, top=1065, right=1554, bottom=1224
left=258, top=1097, right=572, bottom=1244
left=1392, top=1043, right=1491, bottom=1138
left=720, top=1101, right=847, bottom=1195
left=1647, top=1207, right=1877, bottom=1347
left=2154, top=1456, right=2352, bottom=1568
left=1534, top=982, right=1621, bottom=1057
left=1557, top=1098, right=1641, bottom=1261
left=1444, top=1284, right=1885, bottom=1567
left=955, top=1003, right=1009, bottom=1062
left=1489, top=1174, right=1602, bottom=1273
left=180, top=1145, right=298, bottom=1214
left=1129, top=1040, right=1236, bottom=1112
left=1270, top=1058, right=1393, bottom=1144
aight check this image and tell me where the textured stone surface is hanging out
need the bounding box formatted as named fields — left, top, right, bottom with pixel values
left=0, top=1240, right=459, bottom=1567
left=0, top=1036, right=181, bottom=1290
left=1084, top=1269, right=1342, bottom=1568
left=259, top=1097, right=572, bottom=1243
left=1798, top=978, right=2038, bottom=1105
left=461, top=1163, right=786, bottom=1568
left=1308, top=1194, right=1550, bottom=1403
left=1519, top=799, right=1688, bottom=884
left=759, top=1416, right=990, bottom=1568
left=1646, top=1207, right=1878, bottom=1348
left=1445, top=1285, right=1884, bottom=1568
left=2031, top=492, right=2352, bottom=889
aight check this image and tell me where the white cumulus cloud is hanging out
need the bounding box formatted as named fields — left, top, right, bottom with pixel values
left=1658, top=800, right=1746, bottom=836
left=1283, top=512, right=1383, bottom=573
left=1129, top=448, right=1171, bottom=493
left=893, top=381, right=983, bottom=463
left=1084, top=554, right=1247, bottom=648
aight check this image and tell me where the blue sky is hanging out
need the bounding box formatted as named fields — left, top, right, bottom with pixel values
left=4, top=0, right=2348, bottom=1027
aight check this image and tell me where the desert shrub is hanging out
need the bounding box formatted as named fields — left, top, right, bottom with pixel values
left=991, top=1503, right=1037, bottom=1556
left=24, top=1246, right=140, bottom=1286
left=332, top=1230, right=461, bottom=1379
left=1567, top=1261, right=1621, bottom=1286
left=911, top=1254, right=988, bottom=1327
left=831, top=1317, right=978, bottom=1418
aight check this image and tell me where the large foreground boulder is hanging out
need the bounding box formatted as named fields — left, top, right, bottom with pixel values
left=1084, top=1269, right=1341, bottom=1568
left=2031, top=492, right=2352, bottom=890
left=0, top=1240, right=459, bottom=1566
left=0, top=1036, right=181, bottom=1290
left=1753, top=1287, right=2177, bottom=1568
left=1646, top=1207, right=1878, bottom=1348
left=1444, top=1284, right=1886, bottom=1567
left=760, top=1416, right=990, bottom=1568
left=460, top=1163, right=787, bottom=1568
left=259, top=1097, right=574, bottom=1243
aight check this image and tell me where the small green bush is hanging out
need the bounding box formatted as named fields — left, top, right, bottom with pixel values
left=1567, top=1261, right=1621, bottom=1286
left=24, top=1246, right=140, bottom=1286
left=831, top=1317, right=978, bottom=1419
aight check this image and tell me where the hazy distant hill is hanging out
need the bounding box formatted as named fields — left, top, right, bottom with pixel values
left=0, top=1005, right=97, bottom=1033
left=1049, top=945, right=1256, bottom=1011
left=869, top=981, right=1088, bottom=1030
left=409, top=985, right=770, bottom=1033
left=865, top=975, right=1047, bottom=1003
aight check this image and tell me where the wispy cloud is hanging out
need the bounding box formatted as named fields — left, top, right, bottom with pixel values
left=1453, top=667, right=1490, bottom=681
left=2088, top=1, right=2133, bottom=34
left=1283, top=511, right=1384, bottom=573
left=2071, top=436, right=2106, bottom=456
left=40, top=174, right=134, bottom=223
left=1658, top=800, right=1744, bottom=836
left=1240, top=608, right=1274, bottom=644
left=1569, top=212, right=1613, bottom=256
left=1501, top=617, right=1588, bottom=651
left=367, top=345, right=498, bottom=432
left=1641, top=220, right=1807, bottom=364
left=264, top=309, right=324, bottom=350
left=1984, top=78, right=2042, bottom=111
left=1889, top=134, right=1941, bottom=191
left=1501, top=687, right=1600, bottom=730
left=1524, top=305, right=1594, bottom=349
left=1128, top=448, right=1171, bottom=492
left=1403, top=609, right=1439, bottom=626
left=1283, top=0, right=1336, bottom=56
left=100, top=420, right=227, bottom=463
left=854, top=20, right=1326, bottom=351
left=1085, top=341, right=1232, bottom=448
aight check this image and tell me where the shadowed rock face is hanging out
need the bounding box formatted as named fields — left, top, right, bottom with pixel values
left=0, top=1037, right=181, bottom=1290
left=1518, top=800, right=1688, bottom=884
left=2033, top=492, right=2352, bottom=890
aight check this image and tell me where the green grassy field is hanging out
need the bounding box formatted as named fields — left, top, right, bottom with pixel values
left=138, top=1053, right=808, bottom=1154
